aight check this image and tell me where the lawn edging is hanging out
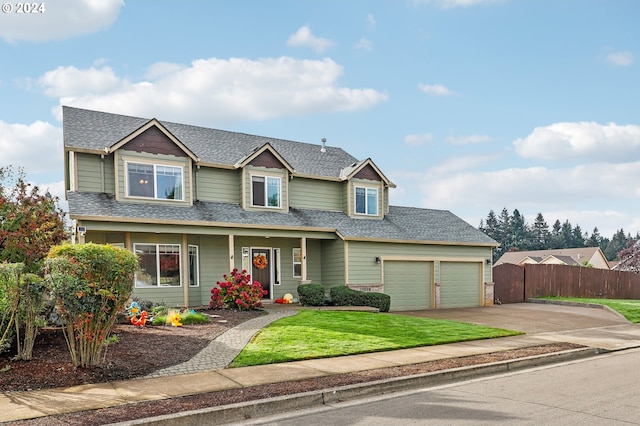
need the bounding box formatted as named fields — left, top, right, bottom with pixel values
left=121, top=347, right=599, bottom=426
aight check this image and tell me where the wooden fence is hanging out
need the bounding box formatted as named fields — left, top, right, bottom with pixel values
left=493, top=263, right=640, bottom=303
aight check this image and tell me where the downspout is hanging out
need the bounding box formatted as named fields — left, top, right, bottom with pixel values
left=100, top=154, right=105, bottom=193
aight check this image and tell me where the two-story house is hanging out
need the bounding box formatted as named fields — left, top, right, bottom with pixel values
left=63, top=106, right=498, bottom=311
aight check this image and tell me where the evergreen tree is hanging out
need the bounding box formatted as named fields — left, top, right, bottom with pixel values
left=510, top=209, right=530, bottom=251
left=572, top=224, right=586, bottom=248
left=549, top=220, right=563, bottom=248
left=604, top=229, right=629, bottom=261
left=531, top=212, right=550, bottom=250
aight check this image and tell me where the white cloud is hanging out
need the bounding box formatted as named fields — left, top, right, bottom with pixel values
left=0, top=120, right=61, bottom=173
left=605, top=51, right=634, bottom=66
left=286, top=26, right=332, bottom=53
left=413, top=0, right=505, bottom=8
left=513, top=122, right=640, bottom=162
left=0, top=0, right=123, bottom=43
left=355, top=37, right=374, bottom=51
left=446, top=134, right=491, bottom=145
left=366, top=14, right=376, bottom=28
left=404, top=133, right=433, bottom=147
left=389, top=160, right=640, bottom=238
left=418, top=83, right=454, bottom=96
left=40, top=57, right=388, bottom=125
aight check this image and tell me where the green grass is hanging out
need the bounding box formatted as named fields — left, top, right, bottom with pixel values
left=231, top=310, right=521, bottom=367
left=538, top=296, right=640, bottom=323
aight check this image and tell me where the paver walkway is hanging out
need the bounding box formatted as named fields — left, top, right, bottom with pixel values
left=146, top=309, right=298, bottom=378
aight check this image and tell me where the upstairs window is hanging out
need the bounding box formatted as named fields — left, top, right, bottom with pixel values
left=252, top=175, right=281, bottom=208
left=355, top=187, right=378, bottom=215
left=127, top=162, right=183, bottom=201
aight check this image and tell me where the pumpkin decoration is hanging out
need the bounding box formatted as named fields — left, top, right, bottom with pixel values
left=253, top=254, right=267, bottom=269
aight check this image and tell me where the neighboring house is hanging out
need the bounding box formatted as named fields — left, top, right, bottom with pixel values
left=495, top=247, right=610, bottom=270
left=63, top=106, right=498, bottom=311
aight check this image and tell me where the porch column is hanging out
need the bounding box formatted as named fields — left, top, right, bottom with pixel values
left=182, top=234, right=189, bottom=308
left=301, top=237, right=307, bottom=282
left=228, top=235, right=235, bottom=272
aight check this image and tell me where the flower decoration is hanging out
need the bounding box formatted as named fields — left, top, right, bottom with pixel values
left=253, top=254, right=267, bottom=269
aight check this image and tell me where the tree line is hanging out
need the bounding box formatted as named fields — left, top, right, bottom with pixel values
left=478, top=208, right=638, bottom=262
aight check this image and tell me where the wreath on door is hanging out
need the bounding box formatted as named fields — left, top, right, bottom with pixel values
left=253, top=254, right=267, bottom=269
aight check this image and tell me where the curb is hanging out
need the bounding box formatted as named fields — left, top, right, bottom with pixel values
left=110, top=347, right=599, bottom=426
left=527, top=298, right=630, bottom=322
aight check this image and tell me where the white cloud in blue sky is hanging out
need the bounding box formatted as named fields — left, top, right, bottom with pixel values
left=0, top=0, right=639, bottom=239
left=0, top=0, right=123, bottom=42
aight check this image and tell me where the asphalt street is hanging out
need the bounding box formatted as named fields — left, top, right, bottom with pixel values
left=243, top=347, right=640, bottom=425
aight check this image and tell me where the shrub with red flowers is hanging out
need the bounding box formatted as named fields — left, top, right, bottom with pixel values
left=210, top=269, right=267, bottom=310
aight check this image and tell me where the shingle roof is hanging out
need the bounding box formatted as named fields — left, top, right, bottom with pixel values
left=63, top=106, right=359, bottom=179
left=495, top=247, right=603, bottom=266
left=67, top=192, right=497, bottom=246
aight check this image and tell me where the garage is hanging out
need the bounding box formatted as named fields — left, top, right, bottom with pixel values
left=439, top=261, right=483, bottom=308
left=383, top=260, right=433, bottom=311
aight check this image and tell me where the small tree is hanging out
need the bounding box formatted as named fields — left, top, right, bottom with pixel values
left=210, top=269, right=266, bottom=310
left=0, top=263, right=21, bottom=354
left=45, top=243, right=138, bottom=367
left=0, top=167, right=68, bottom=273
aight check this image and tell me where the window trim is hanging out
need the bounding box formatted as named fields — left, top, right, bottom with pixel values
left=125, top=160, right=184, bottom=202
left=250, top=174, right=282, bottom=208
left=292, top=248, right=302, bottom=278
left=354, top=186, right=379, bottom=216
left=134, top=243, right=182, bottom=288
left=188, top=245, right=199, bottom=288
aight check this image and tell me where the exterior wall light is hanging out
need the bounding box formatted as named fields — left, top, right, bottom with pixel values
left=375, top=256, right=381, bottom=264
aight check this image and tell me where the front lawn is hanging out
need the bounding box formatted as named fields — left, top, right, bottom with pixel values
left=538, top=297, right=640, bottom=323
left=231, top=310, right=521, bottom=367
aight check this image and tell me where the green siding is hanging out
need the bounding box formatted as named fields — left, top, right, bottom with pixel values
left=321, top=239, right=345, bottom=288
left=439, top=261, right=483, bottom=308
left=196, top=167, right=240, bottom=203
left=289, top=178, right=342, bottom=211
left=76, top=153, right=114, bottom=193
left=384, top=261, right=433, bottom=311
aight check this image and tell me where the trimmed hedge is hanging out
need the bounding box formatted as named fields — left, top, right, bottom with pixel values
left=329, top=286, right=391, bottom=312
left=297, top=284, right=325, bottom=306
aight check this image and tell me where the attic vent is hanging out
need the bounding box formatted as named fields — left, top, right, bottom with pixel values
left=321, top=138, right=326, bottom=153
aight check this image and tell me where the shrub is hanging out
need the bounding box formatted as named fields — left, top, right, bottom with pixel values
left=0, top=263, right=48, bottom=359
left=297, top=284, right=325, bottom=306
left=45, top=243, right=139, bottom=367
left=329, top=286, right=391, bottom=312
left=210, top=269, right=266, bottom=310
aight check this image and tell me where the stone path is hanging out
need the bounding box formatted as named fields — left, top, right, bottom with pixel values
left=145, top=309, right=298, bottom=378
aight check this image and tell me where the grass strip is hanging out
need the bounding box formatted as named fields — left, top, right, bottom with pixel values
left=231, top=310, right=520, bottom=367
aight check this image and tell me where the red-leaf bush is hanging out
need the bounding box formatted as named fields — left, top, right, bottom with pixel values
left=210, top=269, right=266, bottom=310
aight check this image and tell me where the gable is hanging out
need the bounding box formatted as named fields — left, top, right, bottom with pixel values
left=249, top=150, right=285, bottom=169
left=354, top=164, right=382, bottom=181
left=120, top=126, right=187, bottom=157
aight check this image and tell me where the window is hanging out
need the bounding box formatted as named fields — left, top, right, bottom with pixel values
left=252, top=175, right=281, bottom=207
left=127, top=162, right=183, bottom=200
left=188, top=245, right=199, bottom=287
left=293, top=248, right=302, bottom=278
left=134, top=244, right=181, bottom=287
left=273, top=248, right=281, bottom=285
left=355, top=187, right=378, bottom=215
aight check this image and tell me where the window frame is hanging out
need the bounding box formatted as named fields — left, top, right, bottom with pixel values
left=292, top=248, right=302, bottom=278
left=134, top=243, right=182, bottom=288
left=126, top=160, right=184, bottom=201
left=251, top=174, right=281, bottom=208
left=354, top=186, right=379, bottom=216
left=188, top=245, right=199, bottom=287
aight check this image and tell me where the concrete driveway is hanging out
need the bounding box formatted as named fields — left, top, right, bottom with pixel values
left=397, top=302, right=630, bottom=334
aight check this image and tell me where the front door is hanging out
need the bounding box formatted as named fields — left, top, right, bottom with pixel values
left=251, top=248, right=271, bottom=299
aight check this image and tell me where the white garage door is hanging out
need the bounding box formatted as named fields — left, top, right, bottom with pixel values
left=440, top=261, right=482, bottom=308
left=383, top=261, right=432, bottom=311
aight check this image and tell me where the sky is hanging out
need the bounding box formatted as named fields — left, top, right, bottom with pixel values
left=1, top=0, right=639, bottom=240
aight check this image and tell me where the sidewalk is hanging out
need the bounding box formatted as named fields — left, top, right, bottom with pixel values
left=1, top=304, right=640, bottom=424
